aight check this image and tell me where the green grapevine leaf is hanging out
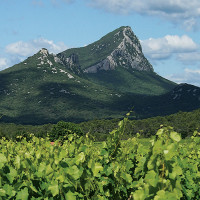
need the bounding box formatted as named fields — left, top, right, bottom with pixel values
left=156, top=129, right=164, bottom=136
left=48, top=181, right=59, bottom=197
left=92, top=162, right=103, bottom=177
left=170, top=131, right=181, bottom=142
left=3, top=184, right=16, bottom=197
left=75, top=152, right=85, bottom=165
left=0, top=188, right=6, bottom=197
left=64, top=190, right=76, bottom=200
left=6, top=167, right=17, bottom=183
left=154, top=190, right=165, bottom=200
left=0, top=153, right=7, bottom=169
left=36, top=162, right=46, bottom=177
left=66, top=165, right=82, bottom=180
left=14, top=155, right=21, bottom=169
left=145, top=170, right=158, bottom=187
left=125, top=160, right=134, bottom=171
left=16, top=187, right=29, bottom=200
left=45, top=164, right=54, bottom=176
left=133, top=189, right=146, bottom=200
left=121, top=172, right=132, bottom=183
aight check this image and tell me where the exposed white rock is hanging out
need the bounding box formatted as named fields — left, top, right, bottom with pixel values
left=115, top=94, right=121, bottom=97
left=84, top=57, right=115, bottom=73
left=59, top=69, right=74, bottom=79
left=54, top=55, right=63, bottom=64
left=37, top=49, right=54, bottom=67
left=59, top=89, right=70, bottom=94
left=59, top=69, right=67, bottom=74
left=173, top=94, right=179, bottom=100
left=84, top=27, right=153, bottom=73
left=68, top=73, right=74, bottom=79
left=114, top=31, right=120, bottom=37
left=40, top=48, right=49, bottom=57
left=47, top=60, right=53, bottom=67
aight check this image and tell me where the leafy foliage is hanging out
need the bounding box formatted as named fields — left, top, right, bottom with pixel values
left=0, top=117, right=199, bottom=199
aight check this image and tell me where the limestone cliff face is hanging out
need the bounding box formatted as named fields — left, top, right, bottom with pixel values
left=55, top=53, right=82, bottom=74
left=84, top=27, right=153, bottom=73
left=56, top=26, right=153, bottom=73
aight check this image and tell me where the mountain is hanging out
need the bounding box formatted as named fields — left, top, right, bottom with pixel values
left=56, top=26, right=175, bottom=95
left=0, top=26, right=199, bottom=125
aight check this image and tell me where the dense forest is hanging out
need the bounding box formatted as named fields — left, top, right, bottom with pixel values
left=1, top=108, right=200, bottom=141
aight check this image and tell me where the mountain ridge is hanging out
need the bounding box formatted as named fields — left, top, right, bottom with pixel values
left=0, top=26, right=199, bottom=125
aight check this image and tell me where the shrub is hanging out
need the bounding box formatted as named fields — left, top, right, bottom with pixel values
left=49, top=121, right=83, bottom=142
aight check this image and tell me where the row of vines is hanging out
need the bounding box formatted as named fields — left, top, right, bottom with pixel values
left=0, top=116, right=199, bottom=199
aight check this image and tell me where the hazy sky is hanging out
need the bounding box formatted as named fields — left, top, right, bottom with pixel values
left=0, top=0, right=200, bottom=86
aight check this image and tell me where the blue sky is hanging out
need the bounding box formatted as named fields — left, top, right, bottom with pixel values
left=0, top=0, right=200, bottom=86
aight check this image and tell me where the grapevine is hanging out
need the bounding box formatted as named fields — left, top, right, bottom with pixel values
left=0, top=120, right=199, bottom=199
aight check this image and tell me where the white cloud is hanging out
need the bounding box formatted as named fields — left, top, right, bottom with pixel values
left=177, top=52, right=200, bottom=64
left=1, top=38, right=67, bottom=70
left=0, top=58, right=8, bottom=70
left=141, top=35, right=199, bottom=63
left=5, top=38, right=67, bottom=57
left=87, top=0, right=200, bottom=30
left=167, top=68, right=200, bottom=86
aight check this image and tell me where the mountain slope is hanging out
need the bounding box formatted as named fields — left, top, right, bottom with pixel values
left=132, top=83, right=200, bottom=118
left=0, top=49, right=123, bottom=124
left=0, top=26, right=199, bottom=124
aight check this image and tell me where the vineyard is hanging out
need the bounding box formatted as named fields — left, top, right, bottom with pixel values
left=0, top=116, right=200, bottom=200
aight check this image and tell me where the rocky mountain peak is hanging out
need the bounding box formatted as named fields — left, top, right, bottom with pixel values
left=35, top=48, right=53, bottom=67
left=84, top=26, right=153, bottom=73
left=121, top=26, right=142, bottom=53
left=56, top=26, right=153, bottom=74
left=39, top=48, right=49, bottom=57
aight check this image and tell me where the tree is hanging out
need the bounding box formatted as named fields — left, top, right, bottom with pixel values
left=49, top=121, right=83, bottom=142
